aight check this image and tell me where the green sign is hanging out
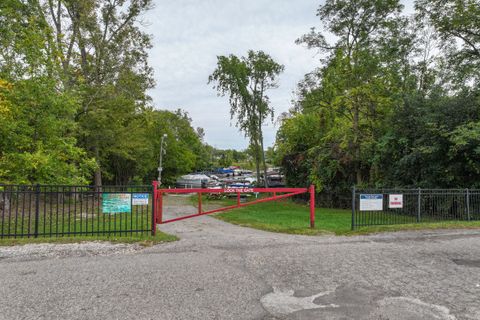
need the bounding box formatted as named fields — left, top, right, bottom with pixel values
left=102, top=193, right=131, bottom=214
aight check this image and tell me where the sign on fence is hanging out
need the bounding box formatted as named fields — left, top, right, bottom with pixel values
left=360, top=194, right=383, bottom=211
left=224, top=188, right=254, bottom=193
left=102, top=193, right=131, bottom=214
left=388, top=194, right=403, bottom=209
left=132, top=193, right=149, bottom=205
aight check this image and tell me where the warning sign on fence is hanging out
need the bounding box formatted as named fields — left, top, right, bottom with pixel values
left=359, top=194, right=383, bottom=211
left=389, top=194, right=403, bottom=209
left=102, top=193, right=131, bottom=214
left=132, top=193, right=149, bottom=205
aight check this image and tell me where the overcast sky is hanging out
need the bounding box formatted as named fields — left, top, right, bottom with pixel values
left=143, top=0, right=414, bottom=150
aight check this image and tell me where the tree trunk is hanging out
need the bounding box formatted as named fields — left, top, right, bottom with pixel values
left=259, top=116, right=268, bottom=188
left=353, top=103, right=362, bottom=185
left=0, top=192, right=10, bottom=217
left=94, top=147, right=102, bottom=191
left=254, top=140, right=261, bottom=187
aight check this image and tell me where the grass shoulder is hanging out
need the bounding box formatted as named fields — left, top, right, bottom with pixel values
left=0, top=231, right=178, bottom=247
left=350, top=221, right=480, bottom=236
left=211, top=199, right=480, bottom=236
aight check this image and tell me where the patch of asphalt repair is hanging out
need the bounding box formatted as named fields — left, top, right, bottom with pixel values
left=451, top=259, right=480, bottom=268
left=0, top=194, right=479, bottom=320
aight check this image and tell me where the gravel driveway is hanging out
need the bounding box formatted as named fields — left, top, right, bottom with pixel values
left=0, top=195, right=479, bottom=320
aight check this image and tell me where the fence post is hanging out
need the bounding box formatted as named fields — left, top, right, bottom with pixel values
left=198, top=192, right=202, bottom=214
left=466, top=188, right=471, bottom=221
left=309, top=185, right=315, bottom=229
left=417, top=188, right=421, bottom=223
left=151, top=181, right=158, bottom=236
left=159, top=191, right=163, bottom=224
left=351, top=185, right=356, bottom=230
left=34, top=184, right=40, bottom=238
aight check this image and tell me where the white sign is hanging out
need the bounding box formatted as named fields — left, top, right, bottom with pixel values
left=224, top=188, right=254, bottom=193
left=389, top=194, right=403, bottom=209
left=132, top=193, right=149, bottom=205
left=359, top=194, right=383, bottom=211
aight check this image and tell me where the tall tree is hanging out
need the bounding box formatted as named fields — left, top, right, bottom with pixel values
left=415, top=0, right=480, bottom=85
left=0, top=0, right=216, bottom=186
left=209, top=50, right=284, bottom=187
left=293, top=0, right=408, bottom=187
left=0, top=1, right=97, bottom=184
left=276, top=0, right=480, bottom=196
left=38, top=0, right=154, bottom=187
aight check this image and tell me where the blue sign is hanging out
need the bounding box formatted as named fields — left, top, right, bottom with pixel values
left=360, top=194, right=383, bottom=200
left=132, top=193, right=149, bottom=205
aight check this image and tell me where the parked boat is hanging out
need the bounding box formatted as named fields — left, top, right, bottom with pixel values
left=266, top=173, right=285, bottom=187
left=175, top=174, right=213, bottom=188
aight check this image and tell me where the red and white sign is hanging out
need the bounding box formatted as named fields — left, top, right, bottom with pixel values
left=389, top=194, right=403, bottom=209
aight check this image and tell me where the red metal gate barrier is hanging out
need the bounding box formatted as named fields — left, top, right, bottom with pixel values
left=151, top=181, right=315, bottom=235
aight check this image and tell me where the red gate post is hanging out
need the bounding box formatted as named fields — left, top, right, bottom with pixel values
left=309, top=185, right=315, bottom=228
left=152, top=181, right=158, bottom=236
left=158, top=191, right=163, bottom=224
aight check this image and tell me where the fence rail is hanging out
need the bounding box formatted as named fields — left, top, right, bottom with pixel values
left=0, top=185, right=154, bottom=238
left=352, top=188, right=480, bottom=229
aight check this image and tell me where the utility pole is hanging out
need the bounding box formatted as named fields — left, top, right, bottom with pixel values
left=157, top=134, right=167, bottom=185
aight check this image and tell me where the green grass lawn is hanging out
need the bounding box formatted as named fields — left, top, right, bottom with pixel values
left=1, top=202, right=155, bottom=236
left=0, top=203, right=178, bottom=246
left=212, top=199, right=480, bottom=236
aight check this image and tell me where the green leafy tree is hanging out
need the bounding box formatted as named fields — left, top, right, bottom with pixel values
left=0, top=2, right=96, bottom=184
left=137, top=109, right=208, bottom=186
left=0, top=78, right=96, bottom=184
left=415, top=0, right=480, bottom=85
left=0, top=0, right=155, bottom=185
left=0, top=0, right=215, bottom=186
left=276, top=0, right=480, bottom=196
left=209, top=50, right=284, bottom=187
left=289, top=0, right=408, bottom=189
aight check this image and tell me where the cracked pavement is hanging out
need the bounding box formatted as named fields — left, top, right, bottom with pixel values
left=1, top=194, right=480, bottom=319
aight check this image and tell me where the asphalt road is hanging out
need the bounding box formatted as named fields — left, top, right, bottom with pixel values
left=1, top=195, right=480, bottom=320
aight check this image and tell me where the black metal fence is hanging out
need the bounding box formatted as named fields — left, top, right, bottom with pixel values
left=352, top=188, right=480, bottom=229
left=0, top=185, right=154, bottom=238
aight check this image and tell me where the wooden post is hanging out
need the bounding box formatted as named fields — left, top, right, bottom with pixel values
left=309, top=185, right=315, bottom=228
left=198, top=192, right=202, bottom=214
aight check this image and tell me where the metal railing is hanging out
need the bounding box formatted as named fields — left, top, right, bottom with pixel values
left=352, top=188, right=480, bottom=229
left=0, top=185, right=154, bottom=238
